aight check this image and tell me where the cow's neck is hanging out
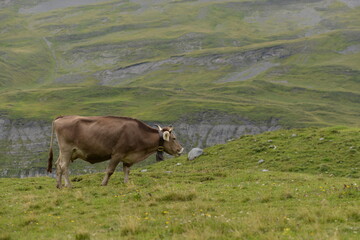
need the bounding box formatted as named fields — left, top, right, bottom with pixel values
left=122, top=132, right=161, bottom=164
left=141, top=130, right=163, bottom=154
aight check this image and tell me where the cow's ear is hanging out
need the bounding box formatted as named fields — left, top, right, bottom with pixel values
left=163, top=131, right=170, bottom=141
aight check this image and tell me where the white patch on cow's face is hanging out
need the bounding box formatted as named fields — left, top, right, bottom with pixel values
left=163, top=131, right=170, bottom=141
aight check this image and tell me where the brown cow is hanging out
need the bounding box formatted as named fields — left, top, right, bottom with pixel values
left=47, top=115, right=183, bottom=188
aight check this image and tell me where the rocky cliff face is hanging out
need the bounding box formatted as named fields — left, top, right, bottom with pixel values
left=173, top=112, right=281, bottom=149
left=0, top=117, right=53, bottom=178
left=0, top=113, right=280, bottom=177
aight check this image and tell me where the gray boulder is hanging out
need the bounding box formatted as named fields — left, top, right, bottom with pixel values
left=188, top=148, right=204, bottom=161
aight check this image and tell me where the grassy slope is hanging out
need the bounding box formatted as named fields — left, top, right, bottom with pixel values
left=0, top=127, right=359, bottom=239
left=0, top=0, right=359, bottom=127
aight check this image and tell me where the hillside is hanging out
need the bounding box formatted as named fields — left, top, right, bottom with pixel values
left=0, top=0, right=359, bottom=126
left=179, top=126, right=360, bottom=178
left=0, top=0, right=360, bottom=176
left=0, top=127, right=359, bottom=239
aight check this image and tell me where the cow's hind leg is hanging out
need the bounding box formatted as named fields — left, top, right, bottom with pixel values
left=55, top=156, right=62, bottom=188
left=56, top=151, right=72, bottom=188
left=102, top=158, right=121, bottom=186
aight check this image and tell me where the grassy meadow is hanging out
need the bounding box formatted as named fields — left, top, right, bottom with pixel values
left=0, top=1, right=360, bottom=238
left=1, top=127, right=359, bottom=239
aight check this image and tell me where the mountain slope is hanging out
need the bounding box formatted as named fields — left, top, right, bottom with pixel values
left=0, top=0, right=359, bottom=128
left=0, top=0, right=360, bottom=177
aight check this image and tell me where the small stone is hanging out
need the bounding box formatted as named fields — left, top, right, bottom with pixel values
left=258, top=159, right=265, bottom=164
left=188, top=148, right=204, bottom=160
left=291, top=134, right=297, bottom=137
left=262, top=169, right=269, bottom=172
left=319, top=138, right=324, bottom=141
left=176, top=163, right=182, bottom=166
left=141, top=169, right=148, bottom=172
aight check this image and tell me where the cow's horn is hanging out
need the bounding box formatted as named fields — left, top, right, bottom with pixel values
left=155, top=124, right=162, bottom=131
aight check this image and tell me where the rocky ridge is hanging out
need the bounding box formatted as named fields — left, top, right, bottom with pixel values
left=95, top=45, right=291, bottom=86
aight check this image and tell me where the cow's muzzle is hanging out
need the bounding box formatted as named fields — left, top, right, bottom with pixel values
left=176, top=148, right=184, bottom=156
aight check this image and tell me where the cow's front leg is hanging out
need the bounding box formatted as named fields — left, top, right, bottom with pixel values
left=123, top=163, right=132, bottom=184
left=102, top=157, right=120, bottom=186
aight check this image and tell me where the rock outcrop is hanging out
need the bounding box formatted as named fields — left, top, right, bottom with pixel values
left=95, top=45, right=291, bottom=86
left=173, top=112, right=280, bottom=150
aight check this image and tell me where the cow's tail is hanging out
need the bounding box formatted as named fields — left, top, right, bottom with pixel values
left=47, top=120, right=55, bottom=173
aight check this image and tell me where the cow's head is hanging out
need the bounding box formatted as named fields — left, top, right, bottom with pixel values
left=156, top=125, right=184, bottom=160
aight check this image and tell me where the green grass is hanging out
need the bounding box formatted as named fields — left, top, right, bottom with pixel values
left=1, top=77, right=359, bottom=127
left=1, top=127, right=360, bottom=239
